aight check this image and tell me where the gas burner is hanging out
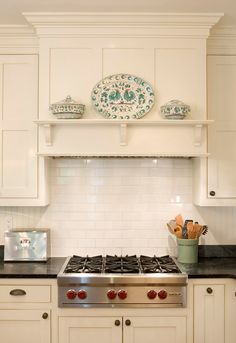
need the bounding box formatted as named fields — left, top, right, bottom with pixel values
left=105, top=255, right=140, bottom=273
left=140, top=255, right=181, bottom=273
left=64, top=255, right=103, bottom=273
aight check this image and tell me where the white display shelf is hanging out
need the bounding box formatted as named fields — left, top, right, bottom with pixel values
left=35, top=119, right=213, bottom=125
left=35, top=119, right=213, bottom=148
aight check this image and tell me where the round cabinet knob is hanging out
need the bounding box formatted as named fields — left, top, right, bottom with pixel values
left=147, top=290, right=157, bottom=299
left=158, top=289, right=168, bottom=300
left=107, top=289, right=117, bottom=300
left=114, top=320, right=121, bottom=326
left=118, top=289, right=127, bottom=300
left=125, top=319, right=131, bottom=326
left=209, top=191, right=216, bottom=196
left=77, top=289, right=87, bottom=300
left=66, top=289, right=77, bottom=300
left=207, top=287, right=213, bottom=294
left=42, top=312, right=48, bottom=320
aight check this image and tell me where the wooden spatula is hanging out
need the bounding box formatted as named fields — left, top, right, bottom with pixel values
left=187, top=221, right=196, bottom=239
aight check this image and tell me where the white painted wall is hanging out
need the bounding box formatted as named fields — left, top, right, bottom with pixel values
left=0, top=158, right=235, bottom=257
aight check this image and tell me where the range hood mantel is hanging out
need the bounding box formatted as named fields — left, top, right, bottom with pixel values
left=29, top=12, right=222, bottom=158
left=36, top=119, right=212, bottom=158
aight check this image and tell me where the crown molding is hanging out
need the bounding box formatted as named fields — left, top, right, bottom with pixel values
left=23, top=12, right=223, bottom=38
left=0, top=25, right=34, bottom=35
left=0, top=25, right=38, bottom=52
left=208, top=25, right=236, bottom=55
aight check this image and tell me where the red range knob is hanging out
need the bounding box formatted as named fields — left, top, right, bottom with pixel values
left=158, top=289, right=168, bottom=300
left=118, top=289, right=127, bottom=300
left=107, top=289, right=117, bottom=300
left=147, top=290, right=157, bottom=299
left=77, top=289, right=87, bottom=300
left=66, top=289, right=77, bottom=300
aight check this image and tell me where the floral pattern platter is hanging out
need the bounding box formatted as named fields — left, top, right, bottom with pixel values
left=91, top=74, right=155, bottom=119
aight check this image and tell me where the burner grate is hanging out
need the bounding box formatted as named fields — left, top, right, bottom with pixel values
left=64, top=254, right=180, bottom=274
left=64, top=255, right=103, bottom=273
left=140, top=255, right=180, bottom=273
left=105, top=255, right=140, bottom=273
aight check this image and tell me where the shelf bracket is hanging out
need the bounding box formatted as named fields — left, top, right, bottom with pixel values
left=120, top=123, right=127, bottom=146
left=43, top=124, right=52, bottom=146
left=194, top=124, right=203, bottom=147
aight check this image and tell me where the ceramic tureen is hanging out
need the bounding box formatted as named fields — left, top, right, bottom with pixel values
left=160, top=99, right=191, bottom=119
left=50, top=95, right=85, bottom=119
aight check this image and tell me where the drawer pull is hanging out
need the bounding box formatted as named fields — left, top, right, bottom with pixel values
left=9, top=289, right=26, bottom=296
left=42, top=313, right=48, bottom=320
left=206, top=287, right=213, bottom=294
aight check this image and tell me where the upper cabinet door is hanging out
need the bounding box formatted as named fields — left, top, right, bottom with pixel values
left=207, top=56, right=236, bottom=199
left=0, top=55, right=38, bottom=198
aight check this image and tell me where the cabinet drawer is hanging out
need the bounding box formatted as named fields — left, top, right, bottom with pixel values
left=0, top=285, right=51, bottom=303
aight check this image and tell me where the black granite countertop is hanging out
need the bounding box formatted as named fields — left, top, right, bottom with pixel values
left=176, top=257, right=236, bottom=279
left=0, top=245, right=236, bottom=279
left=176, top=245, right=236, bottom=279
left=0, top=257, right=66, bottom=278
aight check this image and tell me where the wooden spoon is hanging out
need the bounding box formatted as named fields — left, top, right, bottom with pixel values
left=175, top=214, right=184, bottom=228
left=174, top=224, right=183, bottom=239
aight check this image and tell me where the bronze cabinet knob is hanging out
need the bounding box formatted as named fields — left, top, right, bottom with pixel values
left=114, top=320, right=121, bottom=326
left=125, top=319, right=131, bottom=326
left=206, top=287, right=213, bottom=294
left=42, top=312, right=48, bottom=319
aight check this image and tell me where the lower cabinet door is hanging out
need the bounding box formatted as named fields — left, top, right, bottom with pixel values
left=123, top=316, right=186, bottom=343
left=59, top=317, right=122, bottom=343
left=194, top=285, right=225, bottom=343
left=0, top=309, right=50, bottom=343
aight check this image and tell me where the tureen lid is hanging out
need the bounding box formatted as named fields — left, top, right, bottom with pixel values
left=51, top=95, right=79, bottom=106
left=160, top=99, right=190, bottom=110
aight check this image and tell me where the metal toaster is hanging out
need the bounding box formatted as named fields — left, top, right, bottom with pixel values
left=4, top=229, right=50, bottom=262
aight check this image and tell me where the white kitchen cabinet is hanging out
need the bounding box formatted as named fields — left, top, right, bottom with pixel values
left=0, top=309, right=50, bottom=343
left=59, top=316, right=186, bottom=343
left=0, top=281, right=53, bottom=343
left=193, top=55, right=236, bottom=206
left=225, top=280, right=236, bottom=343
left=0, top=54, right=48, bottom=206
left=193, top=284, right=225, bottom=343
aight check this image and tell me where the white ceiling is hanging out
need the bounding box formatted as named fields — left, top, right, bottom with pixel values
left=0, top=0, right=235, bottom=27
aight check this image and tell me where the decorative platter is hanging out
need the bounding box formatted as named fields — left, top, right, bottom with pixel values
left=91, top=74, right=155, bottom=119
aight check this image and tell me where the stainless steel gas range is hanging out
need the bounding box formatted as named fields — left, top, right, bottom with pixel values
left=58, top=255, right=187, bottom=308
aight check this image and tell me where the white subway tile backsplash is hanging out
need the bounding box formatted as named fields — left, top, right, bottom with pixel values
left=0, top=158, right=236, bottom=256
